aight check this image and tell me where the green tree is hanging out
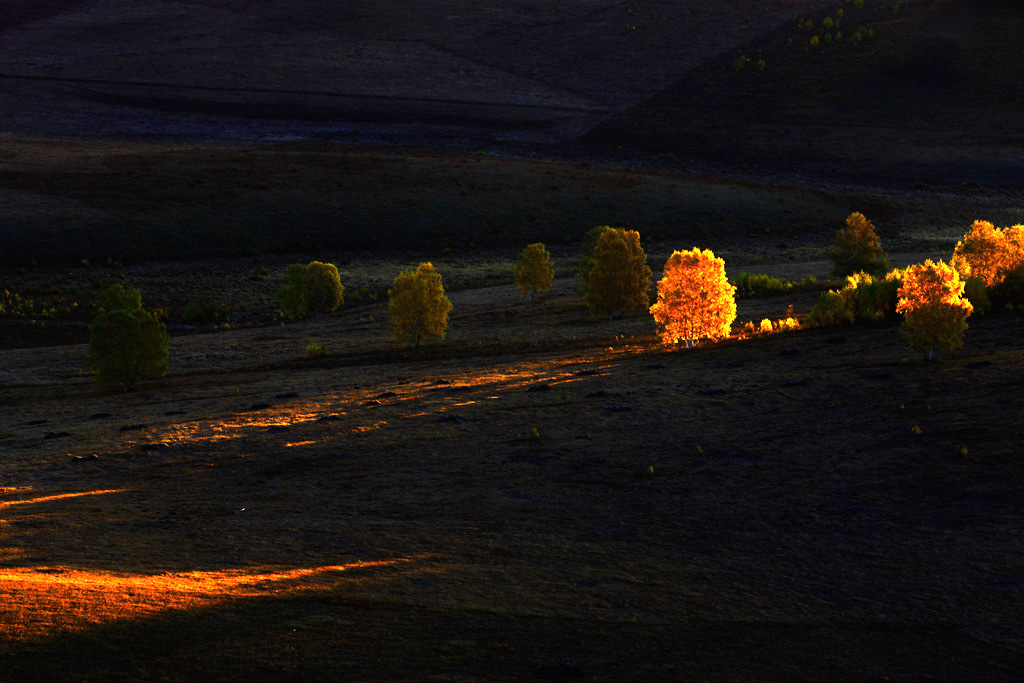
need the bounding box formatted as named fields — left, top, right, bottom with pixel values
left=584, top=228, right=652, bottom=318
left=575, top=225, right=613, bottom=294
left=831, top=212, right=890, bottom=278
left=277, top=263, right=309, bottom=318
left=277, top=261, right=345, bottom=319
left=388, top=262, right=453, bottom=348
left=304, top=261, right=345, bottom=318
left=513, top=242, right=554, bottom=300
left=87, top=308, right=169, bottom=391
left=97, top=283, right=142, bottom=313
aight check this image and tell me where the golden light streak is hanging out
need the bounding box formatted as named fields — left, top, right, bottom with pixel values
left=0, top=489, right=126, bottom=509
left=284, top=440, right=317, bottom=448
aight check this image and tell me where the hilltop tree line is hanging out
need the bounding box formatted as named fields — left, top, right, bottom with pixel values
left=86, top=215, right=1024, bottom=390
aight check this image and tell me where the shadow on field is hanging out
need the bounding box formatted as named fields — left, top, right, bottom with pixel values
left=5, top=590, right=1023, bottom=681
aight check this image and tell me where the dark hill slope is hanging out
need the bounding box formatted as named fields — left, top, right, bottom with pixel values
left=581, top=0, right=1024, bottom=186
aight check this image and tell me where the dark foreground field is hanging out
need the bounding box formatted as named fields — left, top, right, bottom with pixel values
left=2, top=275, right=1023, bottom=680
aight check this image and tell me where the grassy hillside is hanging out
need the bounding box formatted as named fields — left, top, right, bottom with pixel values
left=584, top=0, right=1024, bottom=184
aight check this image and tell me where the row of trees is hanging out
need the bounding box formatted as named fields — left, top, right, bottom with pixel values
left=85, top=214, right=1022, bottom=389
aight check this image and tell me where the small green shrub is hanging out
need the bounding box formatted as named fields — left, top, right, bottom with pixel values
left=305, top=343, right=329, bottom=358
left=808, top=290, right=855, bottom=326
left=97, top=284, right=142, bottom=313
left=182, top=301, right=228, bottom=324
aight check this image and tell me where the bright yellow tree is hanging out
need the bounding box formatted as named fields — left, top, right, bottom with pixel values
left=951, top=220, right=1007, bottom=287
left=584, top=228, right=652, bottom=318
left=649, top=248, right=737, bottom=347
left=896, top=259, right=973, bottom=361
left=513, top=242, right=554, bottom=300
left=388, top=262, right=452, bottom=348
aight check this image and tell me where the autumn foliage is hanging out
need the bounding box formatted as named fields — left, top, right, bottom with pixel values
left=951, top=220, right=1024, bottom=287
left=831, top=212, right=890, bottom=278
left=584, top=228, right=652, bottom=317
left=513, top=243, right=554, bottom=300
left=388, top=262, right=452, bottom=348
left=649, top=248, right=737, bottom=347
left=896, top=259, right=973, bottom=360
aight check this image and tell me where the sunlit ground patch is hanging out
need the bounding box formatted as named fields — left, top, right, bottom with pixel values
left=0, top=556, right=426, bottom=643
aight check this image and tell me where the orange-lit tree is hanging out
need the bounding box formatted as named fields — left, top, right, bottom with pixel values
left=584, top=228, right=652, bottom=318
left=831, top=212, right=890, bottom=278
left=388, top=262, right=452, bottom=348
left=513, top=242, right=554, bottom=300
left=951, top=220, right=1008, bottom=287
left=649, top=248, right=737, bottom=347
left=896, top=259, right=973, bottom=361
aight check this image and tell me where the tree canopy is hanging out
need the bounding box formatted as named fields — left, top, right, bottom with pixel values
left=896, top=259, right=973, bottom=361
left=277, top=261, right=345, bottom=319
left=584, top=228, right=651, bottom=317
left=87, top=307, right=169, bottom=390
left=97, top=283, right=142, bottom=313
left=649, top=248, right=737, bottom=347
left=388, top=262, right=452, bottom=348
left=513, top=242, right=554, bottom=300
left=831, top=212, right=890, bottom=278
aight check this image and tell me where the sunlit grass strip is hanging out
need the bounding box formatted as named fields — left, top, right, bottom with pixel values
left=0, top=557, right=417, bottom=643
left=0, top=489, right=127, bottom=508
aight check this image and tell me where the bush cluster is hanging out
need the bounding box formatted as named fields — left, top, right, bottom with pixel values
left=732, top=272, right=819, bottom=298
left=807, top=270, right=902, bottom=326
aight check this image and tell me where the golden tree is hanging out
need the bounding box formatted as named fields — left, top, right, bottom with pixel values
left=951, top=220, right=1008, bottom=287
left=584, top=228, right=652, bottom=318
left=649, top=248, right=737, bottom=347
left=513, top=242, right=554, bottom=300
left=388, top=262, right=452, bottom=348
left=831, top=212, right=890, bottom=277
left=896, top=259, right=973, bottom=361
